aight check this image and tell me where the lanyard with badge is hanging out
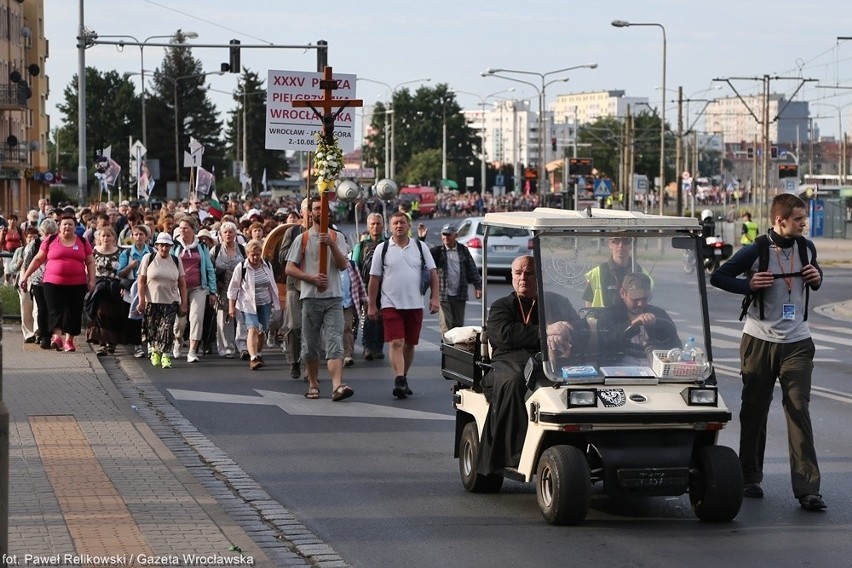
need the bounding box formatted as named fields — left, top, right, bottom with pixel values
left=774, top=245, right=796, bottom=320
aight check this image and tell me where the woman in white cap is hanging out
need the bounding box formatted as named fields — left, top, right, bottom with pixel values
left=137, top=233, right=187, bottom=369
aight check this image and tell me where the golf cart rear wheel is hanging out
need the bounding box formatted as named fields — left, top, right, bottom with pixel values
left=459, top=422, right=503, bottom=493
left=536, top=445, right=591, bottom=525
left=690, top=445, right=743, bottom=522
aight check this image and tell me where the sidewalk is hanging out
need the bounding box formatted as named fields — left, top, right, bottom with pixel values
left=811, top=237, right=852, bottom=321
left=2, top=325, right=341, bottom=568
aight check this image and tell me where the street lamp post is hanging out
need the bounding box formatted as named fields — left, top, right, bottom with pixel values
left=612, top=19, right=667, bottom=215
left=164, top=71, right=223, bottom=196
left=357, top=77, right=431, bottom=180
left=95, top=31, right=199, bottom=150
left=482, top=64, right=597, bottom=194
left=812, top=101, right=852, bottom=183
left=452, top=89, right=514, bottom=194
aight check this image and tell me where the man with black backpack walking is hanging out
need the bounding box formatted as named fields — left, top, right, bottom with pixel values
left=710, top=194, right=826, bottom=512
left=367, top=211, right=439, bottom=399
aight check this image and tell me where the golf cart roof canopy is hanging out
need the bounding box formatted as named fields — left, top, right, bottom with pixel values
left=483, top=208, right=701, bottom=232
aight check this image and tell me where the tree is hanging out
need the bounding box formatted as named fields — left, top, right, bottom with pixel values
left=224, top=69, right=288, bottom=193
left=362, top=83, right=479, bottom=186
left=577, top=111, right=671, bottom=190
left=146, top=30, right=225, bottom=191
left=53, top=67, right=141, bottom=191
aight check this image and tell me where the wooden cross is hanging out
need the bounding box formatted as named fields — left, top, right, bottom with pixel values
left=291, top=66, right=362, bottom=287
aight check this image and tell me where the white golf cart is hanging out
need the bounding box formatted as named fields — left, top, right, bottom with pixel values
left=442, top=208, right=743, bottom=525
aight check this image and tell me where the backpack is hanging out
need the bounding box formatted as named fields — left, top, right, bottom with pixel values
left=142, top=252, right=180, bottom=275
left=739, top=234, right=814, bottom=321
left=358, top=239, right=382, bottom=289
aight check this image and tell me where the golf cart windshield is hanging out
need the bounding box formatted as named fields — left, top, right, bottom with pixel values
left=536, top=231, right=712, bottom=384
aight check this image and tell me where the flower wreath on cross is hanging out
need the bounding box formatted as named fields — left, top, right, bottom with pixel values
left=313, top=133, right=344, bottom=192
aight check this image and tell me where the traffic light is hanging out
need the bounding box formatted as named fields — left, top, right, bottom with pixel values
left=229, top=39, right=241, bottom=74
left=316, top=40, right=328, bottom=71
left=770, top=146, right=778, bottom=159
left=747, top=147, right=754, bottom=159
left=551, top=137, right=557, bottom=152
left=778, top=164, right=798, bottom=178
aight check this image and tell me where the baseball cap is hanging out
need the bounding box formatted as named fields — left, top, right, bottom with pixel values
left=441, top=224, right=458, bottom=234
left=155, top=232, right=174, bottom=246
left=622, top=272, right=652, bottom=300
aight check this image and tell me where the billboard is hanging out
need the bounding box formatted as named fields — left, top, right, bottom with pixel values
left=266, top=69, right=357, bottom=152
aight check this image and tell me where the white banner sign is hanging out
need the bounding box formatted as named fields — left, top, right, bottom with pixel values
left=265, top=69, right=357, bottom=152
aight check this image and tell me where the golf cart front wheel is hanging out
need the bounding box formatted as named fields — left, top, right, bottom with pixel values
left=689, top=445, right=743, bottom=522
left=459, top=422, right=503, bottom=493
left=536, top=445, right=591, bottom=525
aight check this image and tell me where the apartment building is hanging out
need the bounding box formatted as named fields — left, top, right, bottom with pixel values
left=1, top=0, right=49, bottom=215
left=704, top=94, right=809, bottom=145
left=552, top=90, right=651, bottom=124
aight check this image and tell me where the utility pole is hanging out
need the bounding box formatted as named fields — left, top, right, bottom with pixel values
left=713, top=74, right=816, bottom=230
left=676, top=86, right=683, bottom=215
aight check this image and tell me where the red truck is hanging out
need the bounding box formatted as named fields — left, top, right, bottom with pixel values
left=399, top=185, right=437, bottom=218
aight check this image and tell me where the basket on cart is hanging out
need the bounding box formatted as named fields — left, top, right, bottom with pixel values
left=651, top=350, right=711, bottom=381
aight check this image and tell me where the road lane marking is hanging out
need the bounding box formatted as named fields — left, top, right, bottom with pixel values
left=168, top=388, right=453, bottom=420
left=711, top=325, right=838, bottom=351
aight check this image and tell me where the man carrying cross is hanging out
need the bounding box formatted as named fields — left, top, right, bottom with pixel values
left=283, top=66, right=362, bottom=401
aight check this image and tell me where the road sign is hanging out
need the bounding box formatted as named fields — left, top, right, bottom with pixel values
left=495, top=174, right=505, bottom=187
left=785, top=179, right=797, bottom=194
left=130, top=139, right=146, bottom=158
left=633, top=174, right=648, bottom=194
left=593, top=178, right=612, bottom=197
left=466, top=176, right=474, bottom=188
left=266, top=69, right=357, bottom=152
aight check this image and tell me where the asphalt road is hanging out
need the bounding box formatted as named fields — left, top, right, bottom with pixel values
left=137, top=221, right=852, bottom=568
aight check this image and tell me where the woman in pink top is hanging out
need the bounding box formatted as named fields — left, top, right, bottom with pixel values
left=20, top=214, right=96, bottom=352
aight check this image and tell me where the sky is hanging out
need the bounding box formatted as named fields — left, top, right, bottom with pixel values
left=43, top=0, right=852, bottom=146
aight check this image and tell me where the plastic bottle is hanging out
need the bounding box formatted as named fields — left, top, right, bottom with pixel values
left=679, top=337, right=697, bottom=363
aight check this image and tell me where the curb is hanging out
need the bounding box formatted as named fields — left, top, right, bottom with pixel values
left=100, top=348, right=350, bottom=568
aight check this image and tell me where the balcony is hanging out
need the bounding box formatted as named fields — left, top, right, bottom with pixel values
left=0, top=82, right=29, bottom=110
left=0, top=144, right=29, bottom=169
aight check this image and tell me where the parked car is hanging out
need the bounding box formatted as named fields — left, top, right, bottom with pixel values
left=455, top=216, right=532, bottom=281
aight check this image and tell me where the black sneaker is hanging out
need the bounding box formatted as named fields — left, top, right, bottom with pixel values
left=403, top=376, right=413, bottom=396
left=799, top=494, right=827, bottom=511
left=743, top=483, right=764, bottom=498
left=393, top=376, right=409, bottom=399
left=290, top=364, right=301, bottom=380
left=240, top=350, right=250, bottom=361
